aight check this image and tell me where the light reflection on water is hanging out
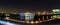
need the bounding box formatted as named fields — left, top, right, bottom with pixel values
left=0, top=20, right=20, bottom=25
left=0, top=20, right=60, bottom=25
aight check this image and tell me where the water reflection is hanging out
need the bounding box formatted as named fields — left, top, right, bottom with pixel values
left=0, top=19, right=60, bottom=25
left=0, top=20, right=19, bottom=25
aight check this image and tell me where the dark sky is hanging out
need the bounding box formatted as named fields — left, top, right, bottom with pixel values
left=0, top=0, right=60, bottom=12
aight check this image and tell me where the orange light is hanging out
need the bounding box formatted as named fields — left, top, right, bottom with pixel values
left=37, top=12, right=40, bottom=15
left=30, top=21, right=34, bottom=24
left=42, top=11, right=46, bottom=15
left=39, top=21, right=42, bottom=23
left=26, top=21, right=29, bottom=23
left=42, top=16, right=44, bottom=21
left=46, top=16, right=48, bottom=20
left=35, top=21, right=39, bottom=23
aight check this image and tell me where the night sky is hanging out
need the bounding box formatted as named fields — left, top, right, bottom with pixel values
left=0, top=0, right=60, bottom=12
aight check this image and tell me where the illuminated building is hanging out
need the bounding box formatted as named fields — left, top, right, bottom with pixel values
left=24, top=12, right=35, bottom=21
left=19, top=12, right=35, bottom=21
left=19, top=13, right=25, bottom=20
left=52, top=9, right=60, bottom=19
left=5, top=14, right=10, bottom=17
left=52, top=9, right=60, bottom=14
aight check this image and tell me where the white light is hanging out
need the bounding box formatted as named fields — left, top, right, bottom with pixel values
left=24, top=12, right=35, bottom=21
left=5, top=17, right=10, bottom=19
left=0, top=20, right=18, bottom=25
left=52, top=15, right=57, bottom=19
left=24, top=12, right=31, bottom=16
left=52, top=9, right=60, bottom=12
left=6, top=14, right=10, bottom=16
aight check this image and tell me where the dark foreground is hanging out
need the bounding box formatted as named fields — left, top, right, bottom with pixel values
left=0, top=19, right=60, bottom=25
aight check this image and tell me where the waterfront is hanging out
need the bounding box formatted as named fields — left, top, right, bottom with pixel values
left=0, top=9, right=60, bottom=25
left=0, top=19, right=60, bottom=25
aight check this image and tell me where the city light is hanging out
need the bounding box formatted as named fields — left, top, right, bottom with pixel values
left=26, top=21, right=29, bottom=23
left=24, top=12, right=35, bottom=21
left=30, top=21, right=34, bottom=24
left=35, top=21, right=39, bottom=23
left=39, top=21, right=42, bottom=23
left=1, top=9, right=60, bottom=24
left=52, top=9, right=60, bottom=12
left=5, top=14, right=10, bottom=16
left=52, top=9, right=60, bottom=14
left=37, top=12, right=40, bottom=15
left=42, top=11, right=46, bottom=15
left=5, top=17, right=10, bottom=19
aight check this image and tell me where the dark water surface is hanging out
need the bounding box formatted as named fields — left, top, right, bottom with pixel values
left=0, top=19, right=60, bottom=25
